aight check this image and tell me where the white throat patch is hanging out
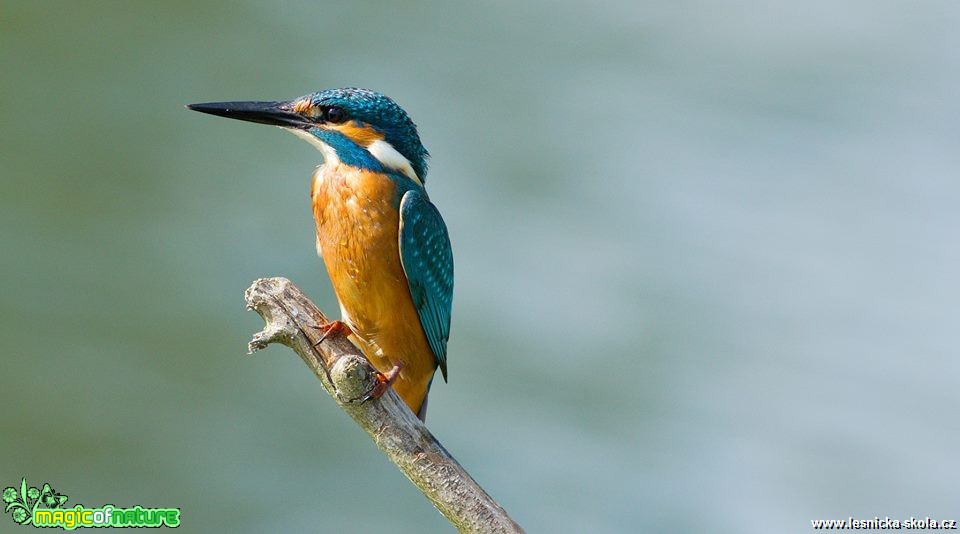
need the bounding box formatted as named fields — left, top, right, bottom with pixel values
left=285, top=127, right=421, bottom=186
left=285, top=127, right=340, bottom=165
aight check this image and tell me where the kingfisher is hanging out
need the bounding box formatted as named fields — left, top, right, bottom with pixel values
left=188, top=88, right=453, bottom=420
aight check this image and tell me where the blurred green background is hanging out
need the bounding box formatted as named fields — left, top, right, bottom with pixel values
left=2, top=1, right=958, bottom=532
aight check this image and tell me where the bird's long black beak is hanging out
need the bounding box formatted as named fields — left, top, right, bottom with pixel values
left=186, top=100, right=312, bottom=129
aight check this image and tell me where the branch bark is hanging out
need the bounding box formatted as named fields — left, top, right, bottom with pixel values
left=244, top=277, right=524, bottom=533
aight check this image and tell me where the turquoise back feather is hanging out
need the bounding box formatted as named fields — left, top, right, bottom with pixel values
left=398, top=189, right=454, bottom=380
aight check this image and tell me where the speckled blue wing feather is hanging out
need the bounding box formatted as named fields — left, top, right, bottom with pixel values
left=399, top=190, right=453, bottom=380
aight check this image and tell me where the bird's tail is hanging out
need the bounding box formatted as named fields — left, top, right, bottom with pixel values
left=416, top=393, right=429, bottom=421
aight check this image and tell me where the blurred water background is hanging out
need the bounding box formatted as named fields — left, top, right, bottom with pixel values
left=2, top=1, right=958, bottom=532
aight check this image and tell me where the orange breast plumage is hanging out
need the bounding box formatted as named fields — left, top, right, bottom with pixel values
left=311, top=163, right=437, bottom=414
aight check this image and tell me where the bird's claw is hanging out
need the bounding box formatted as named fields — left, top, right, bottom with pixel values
left=310, top=320, right=352, bottom=346
left=344, top=363, right=403, bottom=403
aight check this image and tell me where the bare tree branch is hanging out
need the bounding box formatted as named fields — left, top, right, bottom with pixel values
left=244, top=277, right=524, bottom=533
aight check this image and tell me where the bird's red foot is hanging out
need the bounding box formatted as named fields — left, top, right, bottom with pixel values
left=368, top=363, right=403, bottom=400
left=311, top=320, right=352, bottom=346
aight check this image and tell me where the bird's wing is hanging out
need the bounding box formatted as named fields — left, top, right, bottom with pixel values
left=398, top=189, right=454, bottom=381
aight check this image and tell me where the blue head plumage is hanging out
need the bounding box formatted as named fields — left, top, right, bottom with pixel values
left=300, top=88, right=429, bottom=182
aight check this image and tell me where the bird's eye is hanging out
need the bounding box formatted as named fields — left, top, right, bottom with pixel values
left=324, top=106, right=346, bottom=123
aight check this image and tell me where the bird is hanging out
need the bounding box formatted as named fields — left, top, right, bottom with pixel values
left=188, top=88, right=453, bottom=421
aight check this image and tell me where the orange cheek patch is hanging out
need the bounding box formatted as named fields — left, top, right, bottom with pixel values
left=328, top=122, right=385, bottom=147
